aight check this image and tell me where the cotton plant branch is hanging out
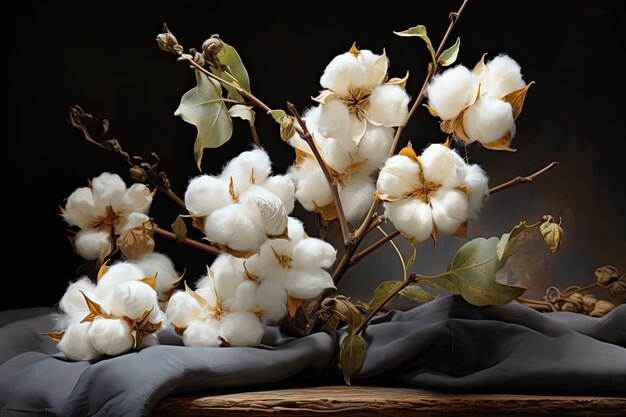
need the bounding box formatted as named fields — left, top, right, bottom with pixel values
left=287, top=102, right=352, bottom=246
left=152, top=225, right=221, bottom=255
left=349, top=230, right=401, bottom=266
left=488, top=161, right=559, bottom=194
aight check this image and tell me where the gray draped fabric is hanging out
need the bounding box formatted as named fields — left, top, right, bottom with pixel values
left=1, top=295, right=625, bottom=417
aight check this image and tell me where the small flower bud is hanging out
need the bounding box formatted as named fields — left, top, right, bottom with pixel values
left=156, top=24, right=180, bottom=54
left=202, top=35, right=223, bottom=59
left=594, top=265, right=620, bottom=287
left=280, top=116, right=296, bottom=141
left=589, top=300, right=615, bottom=317
left=129, top=166, right=148, bottom=183
left=539, top=215, right=563, bottom=254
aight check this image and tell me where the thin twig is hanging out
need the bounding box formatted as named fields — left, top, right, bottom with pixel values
left=489, top=161, right=559, bottom=194
left=516, top=297, right=557, bottom=312
left=287, top=102, right=352, bottom=245
left=248, top=121, right=261, bottom=147
left=350, top=230, right=401, bottom=266
left=153, top=225, right=221, bottom=255
left=562, top=282, right=598, bottom=297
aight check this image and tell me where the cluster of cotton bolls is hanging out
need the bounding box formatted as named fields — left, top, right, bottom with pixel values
left=54, top=253, right=180, bottom=360
left=376, top=142, right=489, bottom=243
left=62, top=172, right=153, bottom=261
left=287, top=45, right=410, bottom=223
left=426, top=54, right=530, bottom=150
left=184, top=148, right=295, bottom=254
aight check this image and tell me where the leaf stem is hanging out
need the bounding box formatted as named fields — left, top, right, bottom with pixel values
left=287, top=102, right=352, bottom=246
left=350, top=230, right=401, bottom=266
left=489, top=161, right=559, bottom=194
left=153, top=225, right=221, bottom=255
left=388, top=0, right=470, bottom=157
left=248, top=120, right=261, bottom=147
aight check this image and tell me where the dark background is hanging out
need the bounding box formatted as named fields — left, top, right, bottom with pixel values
left=4, top=0, right=624, bottom=310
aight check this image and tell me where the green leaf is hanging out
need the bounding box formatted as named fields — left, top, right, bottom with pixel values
left=175, top=71, right=233, bottom=170
left=418, top=236, right=526, bottom=306
left=438, top=37, right=461, bottom=67
left=393, top=25, right=436, bottom=64
left=228, top=104, right=255, bottom=123
left=369, top=281, right=402, bottom=310
left=210, top=40, right=250, bottom=102
left=496, top=221, right=527, bottom=264
left=339, top=332, right=366, bottom=385
left=331, top=296, right=363, bottom=332
left=399, top=285, right=437, bottom=304
left=269, top=109, right=287, bottom=123
left=171, top=215, right=188, bottom=242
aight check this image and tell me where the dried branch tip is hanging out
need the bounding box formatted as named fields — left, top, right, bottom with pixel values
left=156, top=23, right=182, bottom=54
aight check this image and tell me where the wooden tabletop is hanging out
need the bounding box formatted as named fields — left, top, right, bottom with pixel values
left=152, top=385, right=626, bottom=416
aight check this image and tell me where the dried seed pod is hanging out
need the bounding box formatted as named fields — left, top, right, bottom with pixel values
left=117, top=221, right=155, bottom=260
left=594, top=265, right=620, bottom=287
left=280, top=116, right=296, bottom=141
left=581, top=294, right=598, bottom=314
left=569, top=292, right=584, bottom=304
left=560, top=301, right=581, bottom=313
left=589, top=300, right=616, bottom=317
left=539, top=215, right=563, bottom=253
left=156, top=24, right=180, bottom=54
left=202, top=35, right=223, bottom=59
left=609, top=280, right=626, bottom=299
left=129, top=166, right=148, bottom=183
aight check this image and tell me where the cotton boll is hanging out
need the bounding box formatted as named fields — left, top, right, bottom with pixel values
left=420, top=144, right=466, bottom=187
left=427, top=65, right=478, bottom=120
left=290, top=159, right=333, bottom=211
left=484, top=55, right=526, bottom=98
left=228, top=280, right=258, bottom=311
left=320, top=137, right=354, bottom=172
left=166, top=291, right=203, bottom=327
left=358, top=125, right=394, bottom=172
left=384, top=200, right=433, bottom=243
left=139, top=333, right=159, bottom=348
left=463, top=164, right=489, bottom=217
left=256, top=280, right=288, bottom=324
left=219, top=312, right=264, bottom=347
left=88, top=318, right=134, bottom=356
left=287, top=217, right=307, bottom=243
left=244, top=240, right=291, bottom=283
left=117, top=212, right=150, bottom=234
left=129, top=252, right=179, bottom=300
left=261, top=175, right=295, bottom=214
left=59, top=277, right=97, bottom=319
left=58, top=322, right=101, bottom=361
left=240, top=186, right=288, bottom=237
left=62, top=187, right=97, bottom=229
left=285, top=269, right=335, bottom=300
left=74, top=229, right=111, bottom=261
left=197, top=254, right=246, bottom=297
left=291, top=238, right=337, bottom=270
left=109, top=281, right=158, bottom=320
left=183, top=320, right=221, bottom=347
left=358, top=49, right=387, bottom=87
left=320, top=52, right=368, bottom=96
left=204, top=204, right=266, bottom=251
left=121, top=183, right=152, bottom=215
left=317, top=98, right=366, bottom=143
left=221, top=148, right=272, bottom=193
left=94, top=263, right=146, bottom=304
left=377, top=155, right=420, bottom=199
left=463, top=97, right=515, bottom=144
left=91, top=172, right=126, bottom=209
left=148, top=308, right=166, bottom=326
left=339, top=176, right=376, bottom=222
left=366, top=84, right=410, bottom=127
left=430, top=189, right=469, bottom=234
left=184, top=175, right=231, bottom=217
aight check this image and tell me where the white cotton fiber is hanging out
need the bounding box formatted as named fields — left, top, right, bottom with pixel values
left=291, top=238, right=337, bottom=270
left=358, top=125, right=394, bottom=172
left=165, top=290, right=203, bottom=327
left=320, top=52, right=368, bottom=96
left=317, top=98, right=366, bottom=143
left=182, top=320, right=221, bottom=347
left=219, top=312, right=264, bottom=347
left=285, top=269, right=335, bottom=300
left=339, top=176, right=376, bottom=222
left=94, top=263, right=146, bottom=305
left=484, top=55, right=526, bottom=98
left=463, top=164, right=489, bottom=217
left=121, top=183, right=152, bottom=215
left=244, top=240, right=289, bottom=283
left=139, top=333, right=159, bottom=348
left=184, top=175, right=231, bottom=217
left=59, top=277, right=97, bottom=319
left=427, top=65, right=478, bottom=120
left=118, top=212, right=150, bottom=234
left=228, top=280, right=258, bottom=311
left=109, top=281, right=158, bottom=319
left=420, top=144, right=465, bottom=187
left=256, top=280, right=288, bottom=324
left=91, top=172, right=126, bottom=209
left=261, top=175, right=295, bottom=214
left=241, top=186, right=288, bottom=237
left=358, top=49, right=387, bottom=86
left=430, top=189, right=469, bottom=234
left=220, top=148, right=272, bottom=192
left=197, top=254, right=246, bottom=298
left=74, top=229, right=111, bottom=261
left=88, top=317, right=134, bottom=356
left=290, top=159, right=333, bottom=211
left=463, top=97, right=515, bottom=144
left=366, top=84, right=410, bottom=127
left=286, top=217, right=307, bottom=243
left=129, top=252, right=179, bottom=300
left=58, top=322, right=101, bottom=361
left=377, top=155, right=420, bottom=199
left=384, top=200, right=433, bottom=243
left=204, top=204, right=266, bottom=251
left=319, top=137, right=354, bottom=172
left=62, top=187, right=96, bottom=229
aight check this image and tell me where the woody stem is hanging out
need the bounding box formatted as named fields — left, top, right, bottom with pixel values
left=489, top=161, right=559, bottom=194
left=153, top=225, right=221, bottom=255
left=350, top=230, right=401, bottom=266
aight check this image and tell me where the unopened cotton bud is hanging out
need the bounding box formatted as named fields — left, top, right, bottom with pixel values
left=539, top=215, right=564, bottom=254
left=280, top=116, right=296, bottom=141
left=88, top=318, right=134, bottom=356
left=129, top=165, right=148, bottom=183
left=58, top=322, right=101, bottom=361
left=156, top=24, right=180, bottom=54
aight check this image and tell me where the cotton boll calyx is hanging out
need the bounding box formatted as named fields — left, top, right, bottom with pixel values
left=365, top=84, right=410, bottom=127
left=58, top=322, right=101, bottom=361
left=184, top=175, right=231, bottom=217
left=384, top=199, right=433, bottom=243
left=291, top=238, right=337, bottom=270
left=220, top=148, right=271, bottom=192
left=182, top=320, right=221, bottom=347
left=463, top=97, right=515, bottom=144
left=73, top=229, right=111, bottom=261
left=241, top=186, right=288, bottom=237
left=166, top=290, right=203, bottom=327
left=463, top=164, right=489, bottom=217
left=261, top=175, right=295, bottom=214
left=109, top=281, right=158, bottom=320
left=219, top=312, right=264, bottom=347
left=339, top=176, right=376, bottom=222
left=256, top=280, right=288, bottom=324
left=204, top=204, right=266, bottom=252
left=59, top=277, right=97, bottom=320
left=129, top=252, right=179, bottom=301
left=426, top=65, right=478, bottom=120
left=88, top=318, right=134, bottom=356
left=483, top=55, right=526, bottom=98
